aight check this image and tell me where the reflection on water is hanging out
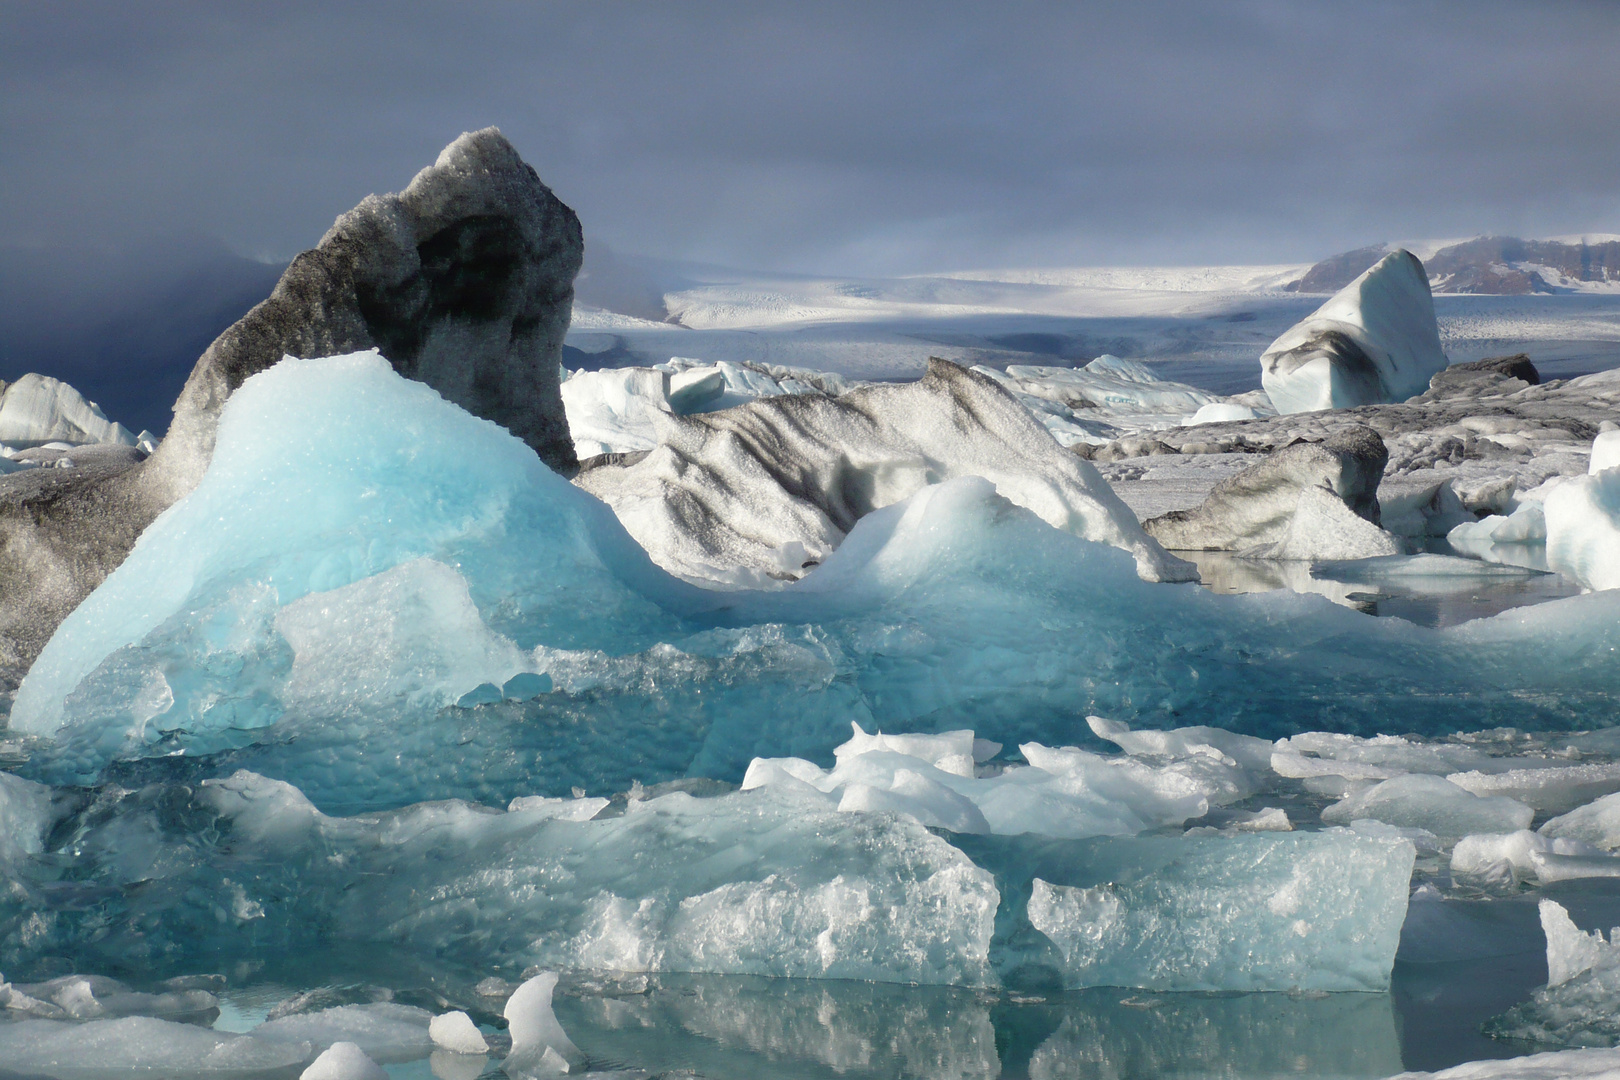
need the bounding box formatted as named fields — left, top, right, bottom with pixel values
left=551, top=974, right=1402, bottom=1080
left=1179, top=549, right=1581, bottom=628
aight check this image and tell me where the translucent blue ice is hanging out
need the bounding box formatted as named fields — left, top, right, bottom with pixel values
left=12, top=352, right=1620, bottom=810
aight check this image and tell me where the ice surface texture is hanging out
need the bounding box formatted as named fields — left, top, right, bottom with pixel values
left=1005, top=831, right=1414, bottom=992
left=1261, top=250, right=1447, bottom=413
left=0, top=770, right=998, bottom=987
left=15, top=352, right=1620, bottom=808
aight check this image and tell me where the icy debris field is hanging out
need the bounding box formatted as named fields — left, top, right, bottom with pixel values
left=0, top=355, right=1619, bottom=1078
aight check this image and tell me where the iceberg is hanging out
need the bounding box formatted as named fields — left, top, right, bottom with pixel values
left=1545, top=436, right=1620, bottom=591
left=14, top=351, right=1620, bottom=809
left=1320, top=773, right=1533, bottom=837
left=559, top=365, right=675, bottom=459
left=1142, top=426, right=1399, bottom=556
left=300, top=1042, right=389, bottom=1080
left=1261, top=250, right=1447, bottom=413
left=575, top=356, right=1194, bottom=586
left=0, top=373, right=138, bottom=449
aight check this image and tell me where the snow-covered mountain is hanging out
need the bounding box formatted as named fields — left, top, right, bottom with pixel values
left=1290, top=236, right=1620, bottom=295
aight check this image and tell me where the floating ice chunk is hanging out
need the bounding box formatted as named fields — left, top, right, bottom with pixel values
left=740, top=756, right=832, bottom=794
left=1274, top=732, right=1492, bottom=779
left=302, top=1041, right=389, bottom=1080
left=1592, top=430, right=1620, bottom=475
left=0, top=373, right=138, bottom=448
left=667, top=366, right=726, bottom=413
left=745, top=725, right=1253, bottom=840
left=1449, top=502, right=1548, bottom=546
left=1085, top=714, right=1274, bottom=773
left=1349, top=819, right=1441, bottom=854
left=0, top=1015, right=308, bottom=1077
left=199, top=770, right=325, bottom=851
left=1484, top=900, right=1620, bottom=1047
left=504, top=973, right=579, bottom=1073
left=1321, top=773, right=1533, bottom=836
left=1387, top=1047, right=1620, bottom=1078
left=12, top=352, right=694, bottom=766
left=1545, top=445, right=1620, bottom=591
left=1527, top=850, right=1620, bottom=883
left=1542, top=791, right=1620, bottom=851
left=253, top=1002, right=434, bottom=1061
left=560, top=366, right=673, bottom=458
left=990, top=357, right=1219, bottom=419
left=835, top=721, right=999, bottom=777
left=1143, top=426, right=1390, bottom=554
left=429, top=1010, right=490, bottom=1054
left=1448, top=762, right=1620, bottom=814
left=506, top=793, right=611, bottom=820
left=1012, top=831, right=1414, bottom=991
left=2, top=973, right=220, bottom=1025
left=576, top=358, right=1194, bottom=588
left=1448, top=830, right=1605, bottom=883
left=1185, top=401, right=1264, bottom=425
left=0, top=771, right=57, bottom=863
left=210, top=781, right=995, bottom=986
left=1265, top=484, right=1403, bottom=560
left=1261, top=250, right=1446, bottom=413
left=837, top=768, right=992, bottom=834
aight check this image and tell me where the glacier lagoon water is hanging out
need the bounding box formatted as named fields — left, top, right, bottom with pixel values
left=6, top=353, right=1620, bottom=1077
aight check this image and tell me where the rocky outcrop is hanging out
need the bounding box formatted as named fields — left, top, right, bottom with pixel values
left=1143, top=426, right=1395, bottom=558
left=0, top=129, right=582, bottom=693
left=576, top=358, right=1196, bottom=587
left=1261, top=251, right=1447, bottom=415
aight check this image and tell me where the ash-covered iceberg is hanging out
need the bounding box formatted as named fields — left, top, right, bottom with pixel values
left=575, top=357, right=1196, bottom=586
left=0, top=127, right=583, bottom=696
left=1261, top=250, right=1447, bottom=414
left=1143, top=426, right=1399, bottom=557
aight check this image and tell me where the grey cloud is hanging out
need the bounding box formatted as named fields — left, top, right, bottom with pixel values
left=2, top=0, right=1618, bottom=274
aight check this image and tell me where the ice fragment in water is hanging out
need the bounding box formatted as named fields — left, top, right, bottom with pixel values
left=973, top=830, right=1414, bottom=992
left=1546, top=439, right=1620, bottom=591
left=504, top=972, right=579, bottom=1074
left=0, top=1015, right=308, bottom=1077
left=301, top=1041, right=389, bottom=1080
left=253, top=1002, right=433, bottom=1061
left=429, top=1010, right=490, bottom=1054
left=1320, top=773, right=1533, bottom=837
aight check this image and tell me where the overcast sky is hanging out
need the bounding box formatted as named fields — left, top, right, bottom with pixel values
left=4, top=1, right=1619, bottom=275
